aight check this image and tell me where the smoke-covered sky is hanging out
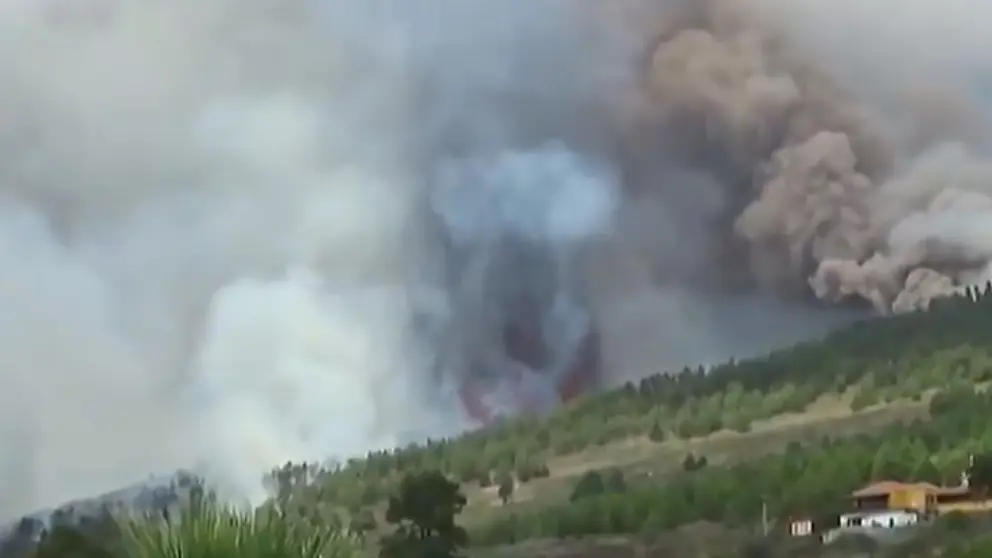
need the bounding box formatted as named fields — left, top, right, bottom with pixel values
left=2, top=0, right=992, bottom=521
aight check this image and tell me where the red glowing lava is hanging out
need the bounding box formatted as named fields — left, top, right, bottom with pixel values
left=458, top=323, right=602, bottom=425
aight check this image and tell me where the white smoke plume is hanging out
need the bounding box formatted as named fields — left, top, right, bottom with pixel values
left=0, top=0, right=625, bottom=517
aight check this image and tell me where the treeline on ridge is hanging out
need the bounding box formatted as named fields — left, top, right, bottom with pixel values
left=273, top=285, right=992, bottom=512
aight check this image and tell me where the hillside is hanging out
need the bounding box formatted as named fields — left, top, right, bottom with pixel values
left=6, top=288, right=992, bottom=558
left=277, top=286, right=992, bottom=557
left=291, top=286, right=992, bottom=509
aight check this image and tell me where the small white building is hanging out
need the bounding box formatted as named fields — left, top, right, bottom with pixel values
left=839, top=509, right=922, bottom=530
left=788, top=518, right=814, bottom=537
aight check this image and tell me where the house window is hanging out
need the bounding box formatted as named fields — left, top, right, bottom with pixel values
left=791, top=520, right=813, bottom=536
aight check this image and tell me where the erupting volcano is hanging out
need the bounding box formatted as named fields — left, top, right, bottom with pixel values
left=457, top=304, right=602, bottom=425
left=3, top=0, right=992, bottom=518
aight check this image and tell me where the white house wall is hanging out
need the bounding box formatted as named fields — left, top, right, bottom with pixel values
left=839, top=510, right=919, bottom=529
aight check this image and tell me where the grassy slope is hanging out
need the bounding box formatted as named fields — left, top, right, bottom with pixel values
left=467, top=382, right=992, bottom=556
left=341, top=295, right=992, bottom=556
left=460, top=388, right=932, bottom=524
left=461, top=389, right=941, bottom=556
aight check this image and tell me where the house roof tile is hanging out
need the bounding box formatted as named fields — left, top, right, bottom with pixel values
left=851, top=481, right=972, bottom=498
left=851, top=481, right=938, bottom=497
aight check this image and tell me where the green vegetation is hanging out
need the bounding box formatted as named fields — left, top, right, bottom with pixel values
left=11, top=495, right=363, bottom=558
left=298, top=287, right=992, bottom=517
left=120, top=497, right=360, bottom=558
left=7, top=286, right=992, bottom=557
left=378, top=471, right=468, bottom=558
left=946, top=537, right=992, bottom=558
left=471, top=386, right=992, bottom=546
left=263, top=285, right=992, bottom=555
left=1, top=472, right=469, bottom=558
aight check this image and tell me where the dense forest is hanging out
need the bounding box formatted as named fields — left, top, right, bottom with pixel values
left=5, top=286, right=992, bottom=557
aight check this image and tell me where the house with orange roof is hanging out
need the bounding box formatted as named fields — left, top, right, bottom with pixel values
left=838, top=481, right=935, bottom=530
left=850, top=481, right=939, bottom=513
left=838, top=472, right=991, bottom=532
left=806, top=456, right=992, bottom=543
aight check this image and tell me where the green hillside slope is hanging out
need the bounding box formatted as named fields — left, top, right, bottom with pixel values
left=296, top=288, right=992, bottom=515
left=8, top=288, right=992, bottom=558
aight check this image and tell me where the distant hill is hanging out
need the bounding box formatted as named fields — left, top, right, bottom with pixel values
left=0, top=470, right=197, bottom=547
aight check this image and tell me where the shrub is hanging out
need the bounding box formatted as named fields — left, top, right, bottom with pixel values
left=121, top=497, right=363, bottom=558
left=569, top=471, right=605, bottom=502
